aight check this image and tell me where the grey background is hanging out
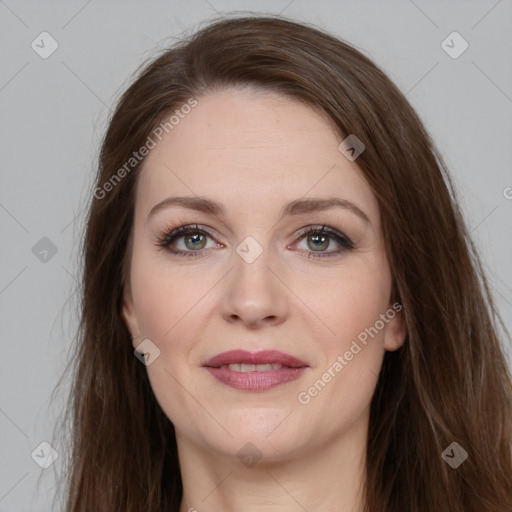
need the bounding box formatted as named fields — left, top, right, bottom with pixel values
left=1, top=1, right=511, bottom=510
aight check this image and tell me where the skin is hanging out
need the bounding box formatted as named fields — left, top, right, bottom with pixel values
left=122, top=87, right=406, bottom=512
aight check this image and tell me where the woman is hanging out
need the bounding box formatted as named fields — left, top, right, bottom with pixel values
left=57, top=15, right=512, bottom=512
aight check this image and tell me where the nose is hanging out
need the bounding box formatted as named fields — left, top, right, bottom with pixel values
left=220, top=247, right=289, bottom=330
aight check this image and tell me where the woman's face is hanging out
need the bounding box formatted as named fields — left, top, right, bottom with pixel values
left=122, top=88, right=405, bottom=463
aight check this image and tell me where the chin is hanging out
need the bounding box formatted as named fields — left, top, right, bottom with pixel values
left=194, top=410, right=315, bottom=462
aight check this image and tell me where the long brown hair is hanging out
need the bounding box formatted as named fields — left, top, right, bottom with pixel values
left=55, top=15, right=512, bottom=511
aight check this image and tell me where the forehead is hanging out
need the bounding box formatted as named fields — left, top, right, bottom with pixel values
left=136, top=88, right=379, bottom=225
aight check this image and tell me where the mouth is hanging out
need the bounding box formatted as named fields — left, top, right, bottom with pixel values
left=202, top=350, right=309, bottom=391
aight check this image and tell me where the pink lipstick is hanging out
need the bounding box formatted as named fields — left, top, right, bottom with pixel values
left=202, top=350, right=309, bottom=391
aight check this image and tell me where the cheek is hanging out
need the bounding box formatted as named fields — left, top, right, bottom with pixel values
left=292, top=253, right=392, bottom=351
left=130, top=246, right=204, bottom=341
left=129, top=257, right=210, bottom=423
left=292, top=255, right=391, bottom=414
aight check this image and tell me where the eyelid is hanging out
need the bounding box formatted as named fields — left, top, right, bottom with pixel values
left=290, top=225, right=355, bottom=256
left=293, top=224, right=354, bottom=247
left=157, top=223, right=218, bottom=246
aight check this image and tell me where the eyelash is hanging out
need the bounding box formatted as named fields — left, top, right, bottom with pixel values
left=155, top=223, right=355, bottom=259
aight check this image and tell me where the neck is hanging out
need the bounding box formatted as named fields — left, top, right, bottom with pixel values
left=177, top=411, right=368, bottom=512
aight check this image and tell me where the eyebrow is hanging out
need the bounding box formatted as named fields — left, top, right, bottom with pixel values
left=147, top=196, right=371, bottom=225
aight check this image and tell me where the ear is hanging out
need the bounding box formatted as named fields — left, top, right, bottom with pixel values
left=383, top=303, right=407, bottom=352
left=121, top=283, right=140, bottom=350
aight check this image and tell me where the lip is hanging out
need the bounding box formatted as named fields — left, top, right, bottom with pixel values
left=202, top=350, right=309, bottom=392
left=203, top=349, right=308, bottom=368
